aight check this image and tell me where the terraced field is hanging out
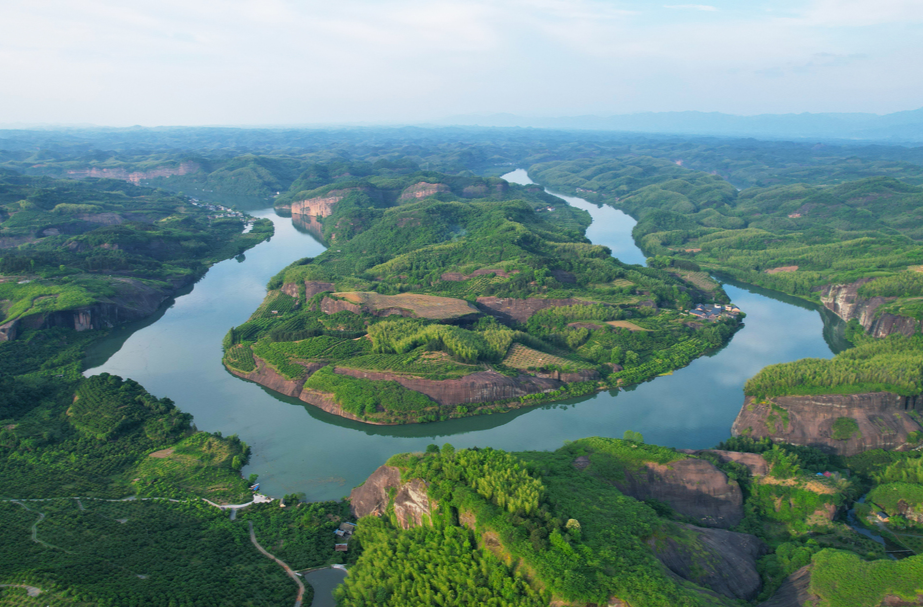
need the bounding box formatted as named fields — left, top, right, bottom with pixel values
left=334, top=292, right=478, bottom=319
left=502, top=343, right=592, bottom=371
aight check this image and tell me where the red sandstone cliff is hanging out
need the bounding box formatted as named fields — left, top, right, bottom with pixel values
left=820, top=279, right=919, bottom=338
left=650, top=523, right=768, bottom=601
left=66, top=161, right=200, bottom=185
left=731, top=393, right=923, bottom=456
left=575, top=455, right=745, bottom=528
left=398, top=182, right=450, bottom=201
left=476, top=296, right=595, bottom=323
left=349, top=465, right=435, bottom=528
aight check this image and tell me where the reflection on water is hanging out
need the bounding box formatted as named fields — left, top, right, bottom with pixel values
left=292, top=213, right=325, bottom=242
left=84, top=176, right=843, bottom=501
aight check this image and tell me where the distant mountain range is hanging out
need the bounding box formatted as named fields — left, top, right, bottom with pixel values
left=436, top=108, right=923, bottom=142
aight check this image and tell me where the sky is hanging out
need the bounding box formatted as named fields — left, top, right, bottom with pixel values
left=1, top=0, right=921, bottom=126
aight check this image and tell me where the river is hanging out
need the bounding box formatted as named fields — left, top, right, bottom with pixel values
left=84, top=169, right=845, bottom=502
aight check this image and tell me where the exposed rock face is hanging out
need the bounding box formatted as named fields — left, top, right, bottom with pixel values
left=820, top=279, right=919, bottom=338
left=334, top=368, right=565, bottom=407
left=320, top=296, right=363, bottom=316
left=679, top=449, right=770, bottom=476
left=305, top=281, right=336, bottom=299
left=758, top=566, right=817, bottom=607
left=0, top=277, right=176, bottom=342
left=602, top=458, right=744, bottom=528
left=291, top=213, right=325, bottom=241
left=281, top=283, right=300, bottom=299
left=226, top=356, right=311, bottom=398
left=731, top=394, right=923, bottom=456
left=650, top=523, right=768, bottom=601
left=349, top=465, right=435, bottom=529
left=292, top=187, right=373, bottom=217
left=398, top=182, right=450, bottom=201
left=66, top=161, right=200, bottom=185
left=476, top=296, right=594, bottom=323
left=350, top=465, right=402, bottom=518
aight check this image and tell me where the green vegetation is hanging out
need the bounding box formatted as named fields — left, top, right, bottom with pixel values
left=225, top=166, right=737, bottom=423
left=809, top=549, right=923, bottom=607
left=744, top=334, right=923, bottom=398
left=532, top=158, right=923, bottom=324
left=303, top=366, right=436, bottom=417
left=832, top=417, right=862, bottom=441
left=336, top=516, right=546, bottom=607
left=376, top=441, right=716, bottom=606
left=0, top=499, right=298, bottom=607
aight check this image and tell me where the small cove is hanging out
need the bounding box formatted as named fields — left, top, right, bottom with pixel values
left=85, top=170, right=843, bottom=501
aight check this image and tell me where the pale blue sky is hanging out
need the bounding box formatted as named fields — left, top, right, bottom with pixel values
left=1, top=0, right=920, bottom=126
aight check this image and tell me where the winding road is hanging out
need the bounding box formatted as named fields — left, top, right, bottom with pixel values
left=248, top=520, right=306, bottom=607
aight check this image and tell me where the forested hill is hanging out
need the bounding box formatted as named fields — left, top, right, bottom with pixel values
left=338, top=436, right=923, bottom=606
left=0, top=169, right=272, bottom=340
left=224, top=168, right=740, bottom=424
left=530, top=157, right=923, bottom=333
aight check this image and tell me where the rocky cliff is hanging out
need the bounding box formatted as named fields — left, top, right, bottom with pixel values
left=650, top=523, right=768, bottom=601
left=291, top=190, right=347, bottom=217
left=758, top=566, right=816, bottom=607
left=398, top=182, right=450, bottom=201
left=349, top=464, right=435, bottom=529
left=576, top=455, right=745, bottom=528
left=820, top=279, right=919, bottom=338
left=65, top=161, right=200, bottom=185
left=731, top=393, right=923, bottom=456
left=0, top=277, right=180, bottom=342
left=476, top=296, right=596, bottom=323
left=679, top=449, right=770, bottom=476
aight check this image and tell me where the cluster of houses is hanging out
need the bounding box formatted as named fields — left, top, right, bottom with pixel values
left=188, top=199, right=246, bottom=220
left=687, top=303, right=741, bottom=321
left=334, top=521, right=357, bottom=552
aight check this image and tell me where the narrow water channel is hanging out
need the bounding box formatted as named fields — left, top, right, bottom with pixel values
left=84, top=171, right=844, bottom=501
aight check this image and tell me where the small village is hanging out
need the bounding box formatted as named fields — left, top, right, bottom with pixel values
left=189, top=198, right=248, bottom=220
left=686, top=302, right=741, bottom=321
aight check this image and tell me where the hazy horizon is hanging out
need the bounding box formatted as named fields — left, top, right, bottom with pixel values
left=2, top=0, right=922, bottom=127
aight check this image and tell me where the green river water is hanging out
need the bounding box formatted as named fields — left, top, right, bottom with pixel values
left=85, top=169, right=846, bottom=501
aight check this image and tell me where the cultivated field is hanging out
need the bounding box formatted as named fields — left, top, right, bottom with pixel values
left=335, top=291, right=478, bottom=319
left=503, top=343, right=592, bottom=370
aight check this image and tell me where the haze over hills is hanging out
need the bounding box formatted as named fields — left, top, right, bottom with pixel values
left=437, top=107, right=923, bottom=143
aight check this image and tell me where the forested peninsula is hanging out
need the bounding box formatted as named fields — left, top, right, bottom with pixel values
left=223, top=168, right=739, bottom=424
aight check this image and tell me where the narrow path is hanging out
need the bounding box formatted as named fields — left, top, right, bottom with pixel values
left=248, top=520, right=305, bottom=607
left=0, top=584, right=42, bottom=597
left=11, top=501, right=73, bottom=553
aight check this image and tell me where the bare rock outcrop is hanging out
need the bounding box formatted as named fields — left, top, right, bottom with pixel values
left=349, top=465, right=435, bottom=529
left=679, top=449, right=770, bottom=476
left=334, top=368, right=564, bottom=407
left=820, top=279, right=919, bottom=338
left=225, top=356, right=314, bottom=398
left=476, top=296, right=595, bottom=323
left=66, top=161, right=200, bottom=185
left=758, top=565, right=817, bottom=607
left=650, top=523, right=768, bottom=601
left=731, top=394, right=923, bottom=456
left=305, top=281, right=336, bottom=299
left=598, top=457, right=744, bottom=528
left=1, top=277, right=176, bottom=342
left=399, top=182, right=450, bottom=201
left=291, top=187, right=374, bottom=217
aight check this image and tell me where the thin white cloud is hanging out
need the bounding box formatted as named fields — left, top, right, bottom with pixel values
left=0, top=0, right=920, bottom=124
left=663, top=4, right=719, bottom=11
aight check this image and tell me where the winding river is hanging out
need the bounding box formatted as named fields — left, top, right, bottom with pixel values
left=84, top=169, right=847, bottom=501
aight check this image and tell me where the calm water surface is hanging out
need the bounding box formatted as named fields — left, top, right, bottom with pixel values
left=85, top=172, right=844, bottom=501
